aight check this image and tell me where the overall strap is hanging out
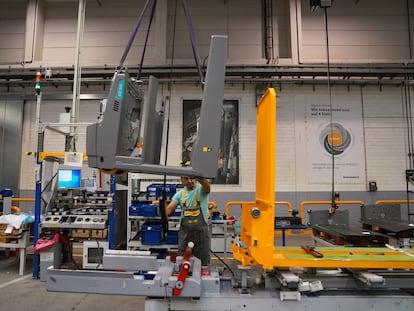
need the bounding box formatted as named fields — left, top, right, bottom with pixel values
left=181, top=188, right=201, bottom=208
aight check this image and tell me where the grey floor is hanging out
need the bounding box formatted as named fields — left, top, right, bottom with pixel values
left=0, top=233, right=312, bottom=311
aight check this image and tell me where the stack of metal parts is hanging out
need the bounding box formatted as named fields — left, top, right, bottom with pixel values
left=361, top=204, right=414, bottom=247
left=309, top=209, right=390, bottom=247
left=41, top=189, right=110, bottom=231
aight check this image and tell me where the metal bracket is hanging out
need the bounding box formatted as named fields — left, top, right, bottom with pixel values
left=280, top=291, right=301, bottom=301
left=353, top=271, right=385, bottom=286
left=276, top=271, right=300, bottom=290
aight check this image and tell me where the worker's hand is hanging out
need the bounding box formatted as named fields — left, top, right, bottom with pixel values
left=196, top=177, right=211, bottom=193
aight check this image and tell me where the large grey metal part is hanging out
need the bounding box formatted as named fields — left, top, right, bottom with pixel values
left=145, top=294, right=414, bottom=311
left=309, top=210, right=349, bottom=227
left=86, top=70, right=144, bottom=169
left=46, top=250, right=414, bottom=309
left=47, top=255, right=215, bottom=298
left=141, top=75, right=163, bottom=165
left=361, top=204, right=401, bottom=221
left=190, top=35, right=227, bottom=177
left=86, top=35, right=228, bottom=178
left=46, top=260, right=414, bottom=310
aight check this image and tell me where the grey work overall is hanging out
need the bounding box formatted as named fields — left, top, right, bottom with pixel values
left=178, top=189, right=211, bottom=266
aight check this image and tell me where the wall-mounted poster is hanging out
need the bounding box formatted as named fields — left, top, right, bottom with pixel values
left=306, top=99, right=365, bottom=184
left=183, top=99, right=239, bottom=184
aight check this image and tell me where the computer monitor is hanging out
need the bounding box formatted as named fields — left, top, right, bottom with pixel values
left=57, top=168, right=81, bottom=189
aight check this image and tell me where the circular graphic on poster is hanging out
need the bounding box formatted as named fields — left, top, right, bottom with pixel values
left=319, top=122, right=352, bottom=156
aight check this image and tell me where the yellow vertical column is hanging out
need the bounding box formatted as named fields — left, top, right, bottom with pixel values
left=249, top=88, right=276, bottom=270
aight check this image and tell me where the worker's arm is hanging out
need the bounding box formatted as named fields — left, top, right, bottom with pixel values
left=197, top=178, right=210, bottom=194
left=165, top=199, right=179, bottom=218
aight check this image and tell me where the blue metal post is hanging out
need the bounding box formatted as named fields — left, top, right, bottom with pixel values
left=32, top=165, right=42, bottom=279
left=32, top=82, right=42, bottom=279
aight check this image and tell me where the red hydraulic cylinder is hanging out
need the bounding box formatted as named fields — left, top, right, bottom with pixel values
left=173, top=241, right=194, bottom=296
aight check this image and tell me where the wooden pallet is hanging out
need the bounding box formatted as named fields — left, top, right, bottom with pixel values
left=0, top=226, right=22, bottom=243
left=362, top=219, right=414, bottom=239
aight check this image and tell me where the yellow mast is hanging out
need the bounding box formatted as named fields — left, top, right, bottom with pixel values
left=230, top=88, right=414, bottom=270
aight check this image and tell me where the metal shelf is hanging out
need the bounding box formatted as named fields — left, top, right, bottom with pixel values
left=127, top=173, right=181, bottom=250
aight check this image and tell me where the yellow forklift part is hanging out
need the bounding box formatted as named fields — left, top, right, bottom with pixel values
left=38, top=152, right=88, bottom=162
left=231, top=88, right=414, bottom=271
left=230, top=244, right=414, bottom=269
left=237, top=88, right=276, bottom=270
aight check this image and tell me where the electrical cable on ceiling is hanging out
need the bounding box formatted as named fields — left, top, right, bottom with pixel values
left=164, top=0, right=179, bottom=169
left=162, top=0, right=206, bottom=171
left=159, top=0, right=179, bottom=229
left=322, top=6, right=337, bottom=215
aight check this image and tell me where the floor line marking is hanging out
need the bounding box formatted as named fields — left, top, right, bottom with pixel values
left=0, top=274, right=31, bottom=289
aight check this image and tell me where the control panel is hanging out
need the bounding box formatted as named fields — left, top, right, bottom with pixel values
left=41, top=189, right=110, bottom=230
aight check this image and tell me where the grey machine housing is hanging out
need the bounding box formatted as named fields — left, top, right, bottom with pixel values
left=86, top=35, right=228, bottom=178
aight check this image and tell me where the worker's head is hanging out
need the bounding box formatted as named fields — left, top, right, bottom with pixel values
left=181, top=176, right=196, bottom=190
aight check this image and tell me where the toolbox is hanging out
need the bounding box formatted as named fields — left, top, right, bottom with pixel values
left=165, top=230, right=179, bottom=244
left=129, top=203, right=158, bottom=217
left=141, top=221, right=163, bottom=245
left=146, top=183, right=185, bottom=199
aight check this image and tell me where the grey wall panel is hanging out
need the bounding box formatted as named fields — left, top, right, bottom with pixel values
left=0, top=0, right=26, bottom=64
left=0, top=100, right=24, bottom=195
left=300, top=0, right=412, bottom=62
left=2, top=0, right=413, bottom=67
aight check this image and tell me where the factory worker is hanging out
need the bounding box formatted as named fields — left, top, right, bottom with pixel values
left=165, top=176, right=211, bottom=266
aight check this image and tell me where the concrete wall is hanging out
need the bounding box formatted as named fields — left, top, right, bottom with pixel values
left=0, top=0, right=412, bottom=67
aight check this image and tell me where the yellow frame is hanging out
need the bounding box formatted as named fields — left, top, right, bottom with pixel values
left=38, top=152, right=88, bottom=162
left=230, top=88, right=414, bottom=270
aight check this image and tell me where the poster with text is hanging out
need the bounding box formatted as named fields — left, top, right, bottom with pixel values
left=307, top=100, right=365, bottom=184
